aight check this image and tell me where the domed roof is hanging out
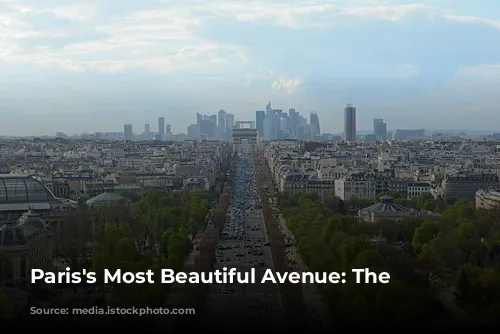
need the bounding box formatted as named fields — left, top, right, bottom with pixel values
left=360, top=196, right=413, bottom=214
left=18, top=209, right=47, bottom=232
left=0, top=219, right=27, bottom=246
left=0, top=175, right=56, bottom=204
left=379, top=195, right=394, bottom=203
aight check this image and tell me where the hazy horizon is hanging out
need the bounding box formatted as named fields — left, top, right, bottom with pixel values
left=0, top=0, right=499, bottom=136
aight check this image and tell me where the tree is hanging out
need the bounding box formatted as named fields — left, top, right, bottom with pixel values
left=411, top=192, right=434, bottom=209
left=0, top=292, right=11, bottom=319
left=412, top=219, right=439, bottom=250
left=129, top=212, right=154, bottom=253
left=338, top=237, right=370, bottom=271
left=487, top=241, right=500, bottom=267
left=167, top=233, right=191, bottom=261
left=480, top=269, right=500, bottom=303
left=454, top=221, right=477, bottom=240
left=323, top=195, right=346, bottom=214
left=92, top=225, right=130, bottom=274
left=59, top=205, right=93, bottom=270
left=97, top=199, right=132, bottom=228
left=428, top=235, right=466, bottom=271
left=115, top=238, right=137, bottom=262
left=277, top=186, right=500, bottom=324
left=120, top=190, right=141, bottom=202
left=375, top=280, right=421, bottom=318
left=352, top=249, right=386, bottom=270
left=0, top=251, right=12, bottom=284
left=454, top=263, right=483, bottom=303
left=160, top=230, right=174, bottom=257
left=416, top=246, right=446, bottom=278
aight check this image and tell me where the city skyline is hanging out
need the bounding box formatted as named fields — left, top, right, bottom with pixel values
left=0, top=0, right=499, bottom=135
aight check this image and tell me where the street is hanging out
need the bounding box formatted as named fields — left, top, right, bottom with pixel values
left=201, top=143, right=286, bottom=329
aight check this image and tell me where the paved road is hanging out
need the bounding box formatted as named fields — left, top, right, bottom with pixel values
left=201, top=148, right=286, bottom=330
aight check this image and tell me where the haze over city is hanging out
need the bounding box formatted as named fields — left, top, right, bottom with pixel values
left=0, top=0, right=499, bottom=136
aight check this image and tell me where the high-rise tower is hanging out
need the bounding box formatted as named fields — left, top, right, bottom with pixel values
left=310, top=112, right=320, bottom=138
left=373, top=118, right=387, bottom=140
left=124, top=124, right=133, bottom=141
left=344, top=104, right=356, bottom=141
left=255, top=110, right=265, bottom=138
left=218, top=109, right=226, bottom=138
left=158, top=117, right=165, bottom=140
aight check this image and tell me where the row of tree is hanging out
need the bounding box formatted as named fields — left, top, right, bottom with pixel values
left=39, top=190, right=214, bottom=327
left=254, top=155, right=309, bottom=330
left=278, top=192, right=500, bottom=326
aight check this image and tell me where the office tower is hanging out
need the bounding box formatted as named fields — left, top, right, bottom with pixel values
left=264, top=102, right=281, bottom=139
left=196, top=113, right=203, bottom=126
left=373, top=119, right=387, bottom=140
left=200, top=119, right=215, bottom=138
left=226, top=114, right=235, bottom=130
left=288, top=108, right=299, bottom=139
left=124, top=124, right=133, bottom=141
left=256, top=110, right=265, bottom=137
left=310, top=112, right=321, bottom=138
left=344, top=104, right=356, bottom=141
left=218, top=109, right=226, bottom=138
left=166, top=124, right=171, bottom=135
left=187, top=124, right=200, bottom=140
left=144, top=123, right=150, bottom=135
left=208, top=115, right=217, bottom=139
left=266, top=101, right=272, bottom=113
left=296, top=116, right=307, bottom=140
left=158, top=117, right=165, bottom=140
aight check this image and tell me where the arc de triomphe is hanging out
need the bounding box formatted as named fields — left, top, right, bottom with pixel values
left=232, top=121, right=257, bottom=154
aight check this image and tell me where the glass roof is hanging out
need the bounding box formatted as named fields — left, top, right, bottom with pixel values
left=0, top=177, right=56, bottom=204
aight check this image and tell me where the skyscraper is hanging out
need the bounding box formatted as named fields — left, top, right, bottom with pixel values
left=226, top=114, right=235, bottom=133
left=208, top=115, right=217, bottom=139
left=255, top=110, right=265, bottom=137
left=158, top=117, right=165, bottom=140
left=344, top=104, right=356, bottom=141
left=218, top=109, right=226, bottom=138
left=124, top=124, right=133, bottom=141
left=187, top=124, right=200, bottom=140
left=144, top=123, right=150, bottom=135
left=373, top=119, right=387, bottom=140
left=166, top=124, right=171, bottom=135
left=310, top=112, right=321, bottom=138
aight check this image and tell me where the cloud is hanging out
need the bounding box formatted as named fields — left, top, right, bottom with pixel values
left=0, top=0, right=498, bottom=73
left=338, top=4, right=434, bottom=21
left=187, top=1, right=438, bottom=28
left=442, top=13, right=500, bottom=29
left=271, top=77, right=301, bottom=93
left=393, top=64, right=419, bottom=78
left=453, top=64, right=500, bottom=83
left=33, top=5, right=98, bottom=22
left=0, top=3, right=247, bottom=72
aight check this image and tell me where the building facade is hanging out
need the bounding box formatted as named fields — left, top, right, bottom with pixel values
left=344, top=104, right=356, bottom=142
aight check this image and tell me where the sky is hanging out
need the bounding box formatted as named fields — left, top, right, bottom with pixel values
left=0, top=0, right=499, bottom=136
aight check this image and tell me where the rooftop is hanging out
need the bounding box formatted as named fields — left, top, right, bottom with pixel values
left=360, top=196, right=413, bottom=214
left=0, top=175, right=62, bottom=211
left=0, top=210, right=48, bottom=247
